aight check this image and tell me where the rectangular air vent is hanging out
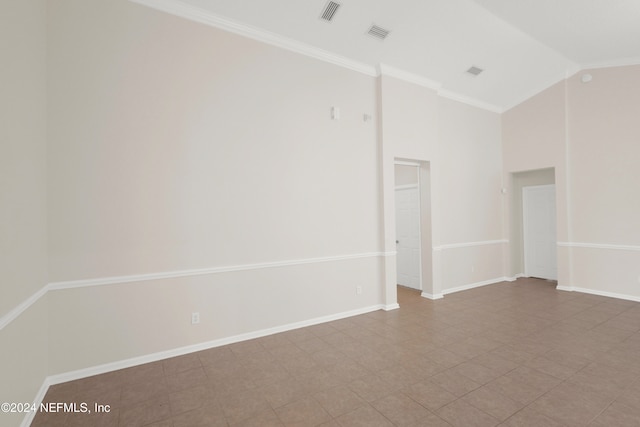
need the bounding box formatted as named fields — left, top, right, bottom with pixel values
left=320, top=1, right=341, bottom=22
left=367, top=24, right=390, bottom=40
left=466, top=66, right=484, bottom=76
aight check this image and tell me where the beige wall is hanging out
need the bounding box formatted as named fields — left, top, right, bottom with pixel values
left=45, top=0, right=382, bottom=374
left=503, top=65, right=640, bottom=299
left=0, top=0, right=49, bottom=419
left=0, top=0, right=48, bottom=317
left=566, top=66, right=640, bottom=297
left=14, top=0, right=640, bottom=422
left=502, top=81, right=571, bottom=285
left=48, top=0, right=380, bottom=281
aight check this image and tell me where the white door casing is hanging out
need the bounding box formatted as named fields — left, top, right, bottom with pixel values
left=523, top=184, right=557, bottom=280
left=395, top=186, right=422, bottom=290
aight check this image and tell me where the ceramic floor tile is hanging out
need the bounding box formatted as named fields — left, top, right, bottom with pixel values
left=461, top=386, right=524, bottom=421
left=170, top=402, right=227, bottom=427
left=436, top=399, right=500, bottom=427
left=588, top=401, right=640, bottom=427
left=335, top=405, right=394, bottom=427
left=430, top=370, right=482, bottom=397
left=168, top=385, right=215, bottom=417
left=371, top=392, right=432, bottom=426
left=402, top=380, right=457, bottom=411
left=313, top=385, right=367, bottom=417
left=33, top=280, right=640, bottom=427
left=274, top=397, right=331, bottom=427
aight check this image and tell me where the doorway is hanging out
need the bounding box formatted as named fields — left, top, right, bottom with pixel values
left=394, top=160, right=432, bottom=295
left=523, top=184, right=557, bottom=280
left=509, top=168, right=556, bottom=279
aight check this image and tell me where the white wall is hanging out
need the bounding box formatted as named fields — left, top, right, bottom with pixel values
left=378, top=76, right=504, bottom=298
left=436, top=98, right=504, bottom=292
left=0, top=0, right=49, bottom=422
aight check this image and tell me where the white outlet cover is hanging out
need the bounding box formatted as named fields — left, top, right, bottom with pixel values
left=191, top=312, right=200, bottom=324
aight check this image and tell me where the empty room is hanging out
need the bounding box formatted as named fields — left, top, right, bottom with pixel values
left=2, top=0, right=639, bottom=426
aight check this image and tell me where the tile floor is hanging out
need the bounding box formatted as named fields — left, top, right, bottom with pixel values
left=32, top=278, right=640, bottom=426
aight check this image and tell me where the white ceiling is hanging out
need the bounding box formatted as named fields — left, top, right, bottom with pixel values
left=139, top=0, right=640, bottom=112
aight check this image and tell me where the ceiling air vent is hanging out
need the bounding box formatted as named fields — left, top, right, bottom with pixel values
left=466, top=66, right=484, bottom=76
left=367, top=24, right=390, bottom=40
left=320, top=1, right=341, bottom=22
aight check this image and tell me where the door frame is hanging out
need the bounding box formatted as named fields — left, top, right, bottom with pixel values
left=393, top=159, right=434, bottom=298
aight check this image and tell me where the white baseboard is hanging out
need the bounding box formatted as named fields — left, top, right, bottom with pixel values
left=26, top=303, right=384, bottom=426
left=555, top=286, right=640, bottom=303
left=421, top=292, right=443, bottom=300
left=383, top=303, right=400, bottom=311
left=505, top=273, right=526, bottom=282
left=20, top=378, right=52, bottom=427
left=441, top=277, right=508, bottom=295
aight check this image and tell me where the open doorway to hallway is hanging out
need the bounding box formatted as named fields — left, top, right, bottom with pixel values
left=394, top=160, right=433, bottom=296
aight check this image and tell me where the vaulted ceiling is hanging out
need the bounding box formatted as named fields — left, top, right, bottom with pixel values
left=137, top=0, right=640, bottom=112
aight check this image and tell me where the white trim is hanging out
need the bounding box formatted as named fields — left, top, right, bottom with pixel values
left=505, top=273, right=526, bottom=282
left=48, top=252, right=386, bottom=290
left=433, top=239, right=508, bottom=251
left=1, top=252, right=386, bottom=331
left=580, top=57, right=640, bottom=70
left=555, top=286, right=640, bottom=303
left=383, top=303, right=400, bottom=311
left=437, top=88, right=503, bottom=114
left=441, top=277, right=507, bottom=296
left=129, top=0, right=377, bottom=77
left=395, top=184, right=419, bottom=191
left=394, top=160, right=422, bottom=167
left=21, top=379, right=51, bottom=427
left=0, top=286, right=48, bottom=330
left=23, top=303, right=384, bottom=427
left=378, top=64, right=441, bottom=91
left=421, top=292, right=443, bottom=300
left=557, top=242, right=640, bottom=252
left=379, top=64, right=503, bottom=113
left=128, top=1, right=509, bottom=114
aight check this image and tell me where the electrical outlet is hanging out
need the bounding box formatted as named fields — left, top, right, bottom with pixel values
left=471, top=266, right=475, bottom=273
left=191, top=312, right=200, bottom=325
left=356, top=286, right=362, bottom=295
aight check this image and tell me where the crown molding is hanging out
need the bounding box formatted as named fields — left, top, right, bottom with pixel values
left=129, top=0, right=377, bottom=76
left=580, top=57, right=640, bottom=70
left=130, top=1, right=508, bottom=114
left=437, top=88, right=503, bottom=114
left=377, top=64, right=442, bottom=91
